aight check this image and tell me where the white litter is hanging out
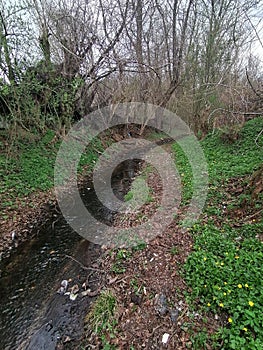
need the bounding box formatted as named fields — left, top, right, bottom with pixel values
left=162, top=333, right=170, bottom=344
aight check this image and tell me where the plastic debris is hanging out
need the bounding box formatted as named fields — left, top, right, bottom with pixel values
left=57, top=280, right=68, bottom=295
left=162, top=333, right=170, bottom=344
left=69, top=293, right=78, bottom=301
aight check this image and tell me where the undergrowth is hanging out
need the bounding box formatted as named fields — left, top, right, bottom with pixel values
left=185, top=223, right=263, bottom=349
left=0, top=129, right=103, bottom=211
left=181, top=117, right=263, bottom=349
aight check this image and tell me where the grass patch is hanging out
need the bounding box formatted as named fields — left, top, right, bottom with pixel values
left=84, top=290, right=117, bottom=349
left=111, top=248, right=132, bottom=274
left=0, top=129, right=103, bottom=211
left=172, top=142, right=193, bottom=204
left=203, top=117, right=263, bottom=182
left=0, top=130, right=59, bottom=207
left=123, top=167, right=154, bottom=207
left=171, top=117, right=263, bottom=206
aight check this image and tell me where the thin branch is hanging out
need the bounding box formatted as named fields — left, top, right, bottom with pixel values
left=245, top=11, right=263, bottom=50
left=246, top=68, right=263, bottom=99
left=255, top=127, right=263, bottom=148
left=64, top=254, right=106, bottom=273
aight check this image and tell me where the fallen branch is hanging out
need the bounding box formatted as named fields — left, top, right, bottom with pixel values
left=64, top=254, right=105, bottom=273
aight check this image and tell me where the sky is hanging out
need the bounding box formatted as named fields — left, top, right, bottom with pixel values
left=2, top=0, right=263, bottom=69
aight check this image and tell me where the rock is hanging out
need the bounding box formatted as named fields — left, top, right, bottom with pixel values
left=170, top=309, right=179, bottom=323
left=155, top=293, right=168, bottom=316
left=130, top=293, right=142, bottom=305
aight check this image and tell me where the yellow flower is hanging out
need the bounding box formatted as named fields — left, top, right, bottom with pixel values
left=245, top=284, right=249, bottom=288
left=207, top=303, right=211, bottom=307
left=235, top=256, right=239, bottom=259
left=238, top=284, right=242, bottom=288
left=203, top=257, right=207, bottom=261
left=228, top=318, right=233, bottom=323
left=224, top=282, right=227, bottom=285
left=248, top=301, right=254, bottom=307
left=213, top=296, right=216, bottom=300
left=219, top=303, right=224, bottom=307
left=225, top=252, right=229, bottom=256
left=204, top=285, right=207, bottom=288
left=228, top=290, right=232, bottom=294
left=243, top=327, right=248, bottom=332
left=223, top=292, right=227, bottom=296
left=221, top=262, right=224, bottom=266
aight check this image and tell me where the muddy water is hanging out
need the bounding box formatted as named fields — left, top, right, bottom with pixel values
left=0, top=159, right=140, bottom=350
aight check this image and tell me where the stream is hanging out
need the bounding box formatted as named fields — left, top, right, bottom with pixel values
left=0, top=159, right=140, bottom=350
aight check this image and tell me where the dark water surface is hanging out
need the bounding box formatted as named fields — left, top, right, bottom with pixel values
left=0, top=159, right=139, bottom=350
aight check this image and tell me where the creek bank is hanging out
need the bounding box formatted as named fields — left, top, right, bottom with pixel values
left=0, top=189, right=57, bottom=260
left=0, top=130, right=171, bottom=260
left=81, top=152, right=201, bottom=349
left=0, top=148, right=148, bottom=349
left=0, top=132, right=177, bottom=349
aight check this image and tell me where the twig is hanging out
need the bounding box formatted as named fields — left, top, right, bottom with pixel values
left=64, top=254, right=105, bottom=272
left=51, top=218, right=59, bottom=230
left=255, top=128, right=263, bottom=148
left=177, top=307, right=188, bottom=322
left=244, top=209, right=263, bottom=221
left=246, top=68, right=263, bottom=99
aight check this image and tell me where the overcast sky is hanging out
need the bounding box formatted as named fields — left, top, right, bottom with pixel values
left=2, top=0, right=263, bottom=66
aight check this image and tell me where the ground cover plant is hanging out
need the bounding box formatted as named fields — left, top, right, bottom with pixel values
left=0, top=130, right=103, bottom=211
left=183, top=117, right=263, bottom=349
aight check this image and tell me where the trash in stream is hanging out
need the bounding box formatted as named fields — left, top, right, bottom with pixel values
left=57, top=279, right=68, bottom=295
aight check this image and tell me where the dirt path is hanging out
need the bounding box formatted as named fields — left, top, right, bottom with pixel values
left=82, top=144, right=220, bottom=349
